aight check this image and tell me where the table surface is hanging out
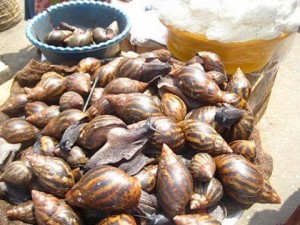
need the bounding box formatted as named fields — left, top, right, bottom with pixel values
left=1, top=1, right=300, bottom=224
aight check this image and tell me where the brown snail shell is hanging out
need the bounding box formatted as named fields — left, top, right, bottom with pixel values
left=206, top=70, right=228, bottom=89
left=190, top=177, right=223, bottom=210
left=187, top=51, right=226, bottom=74
left=59, top=91, right=84, bottom=111
left=6, top=200, right=37, bottom=224
left=149, top=116, right=186, bottom=152
left=24, top=101, right=48, bottom=117
left=229, top=139, right=257, bottom=162
left=65, top=165, right=142, bottom=211
left=173, top=64, right=228, bottom=104
left=0, top=160, right=33, bottom=185
left=54, top=145, right=88, bottom=169
left=134, top=164, right=158, bottom=193
left=181, top=119, right=233, bottom=156
left=86, top=95, right=115, bottom=119
left=25, top=73, right=67, bottom=102
left=0, top=118, right=39, bottom=144
left=215, top=154, right=265, bottom=204
left=189, top=153, right=216, bottom=181
left=92, top=27, right=111, bottom=43
left=132, top=191, right=160, bottom=216
left=103, top=77, right=149, bottom=95
left=106, top=93, right=163, bottom=124
left=40, top=135, right=58, bottom=156
left=223, top=92, right=246, bottom=109
left=65, top=72, right=91, bottom=96
left=44, top=30, right=73, bottom=46
left=32, top=190, right=84, bottom=225
left=174, top=213, right=221, bottom=225
left=26, top=155, right=74, bottom=198
left=160, top=91, right=187, bottom=122
left=26, top=105, right=60, bottom=128
left=41, top=109, right=88, bottom=139
left=98, top=214, right=137, bottom=225
left=78, top=114, right=126, bottom=150
left=0, top=94, right=29, bottom=115
left=77, top=57, right=101, bottom=74
left=156, top=144, right=193, bottom=218
left=90, top=87, right=104, bottom=105
left=226, top=67, right=251, bottom=100
left=67, top=30, right=93, bottom=47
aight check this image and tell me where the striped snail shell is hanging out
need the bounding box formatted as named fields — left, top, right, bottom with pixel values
left=24, top=101, right=48, bottom=117
left=190, top=177, right=223, bottom=210
left=0, top=118, right=39, bottom=144
left=226, top=67, right=251, bottom=100
left=214, top=154, right=264, bottom=204
left=32, top=190, right=84, bottom=225
left=187, top=51, right=226, bottom=75
left=206, top=70, right=228, bottom=89
left=92, top=57, right=124, bottom=87
left=189, top=153, right=216, bottom=181
left=54, top=146, right=88, bottom=169
left=65, top=165, right=142, bottom=211
left=40, top=135, right=57, bottom=156
left=132, top=191, right=160, bottom=216
left=85, top=96, right=115, bottom=120
left=0, top=94, right=28, bottom=115
left=90, top=87, right=104, bottom=106
left=67, top=30, right=93, bottom=47
left=25, top=73, right=66, bottom=102
left=229, top=140, right=257, bottom=162
left=59, top=91, right=84, bottom=111
left=106, top=93, right=163, bottom=124
left=41, top=109, right=88, bottom=139
left=173, top=64, right=228, bottom=104
left=149, top=116, right=186, bottom=152
left=181, top=119, right=233, bottom=156
left=174, top=213, right=221, bottom=225
left=0, top=160, right=33, bottom=185
left=77, top=57, right=101, bottom=74
left=65, top=72, right=91, bottom=96
left=134, top=164, right=158, bottom=193
left=223, top=92, right=247, bottom=109
left=156, top=144, right=193, bottom=218
left=103, top=77, right=148, bottom=95
left=98, top=214, right=137, bottom=225
left=26, top=155, right=74, bottom=198
left=160, top=91, right=187, bottom=122
left=26, top=105, right=60, bottom=128
left=6, top=200, right=37, bottom=224
left=78, top=114, right=126, bottom=150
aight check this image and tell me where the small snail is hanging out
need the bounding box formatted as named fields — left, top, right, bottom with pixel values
left=44, top=30, right=73, bottom=46
left=6, top=200, right=37, bottom=224
left=189, top=153, right=216, bottom=181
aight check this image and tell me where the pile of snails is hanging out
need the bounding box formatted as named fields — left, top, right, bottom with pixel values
left=0, top=49, right=280, bottom=225
left=44, top=21, right=119, bottom=47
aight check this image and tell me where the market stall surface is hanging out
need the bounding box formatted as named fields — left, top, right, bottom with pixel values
left=0, top=1, right=300, bottom=224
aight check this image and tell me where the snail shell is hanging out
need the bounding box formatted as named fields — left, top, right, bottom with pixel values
left=226, top=67, right=251, bottom=100
left=160, top=91, right=187, bottom=122
left=32, top=190, right=84, bottom=225
left=67, top=30, right=93, bottom=47
left=189, top=153, right=216, bottom=181
left=86, top=96, right=115, bottom=119
left=24, top=101, right=48, bottom=117
left=90, top=87, right=104, bottom=105
left=41, top=109, right=88, bottom=139
left=174, top=213, right=221, bottom=225
left=26, top=105, right=60, bottom=128
left=59, top=91, right=84, bottom=111
left=173, top=64, right=228, bottom=104
left=0, top=118, right=39, bottom=144
left=25, top=73, right=67, bottom=102
left=26, top=155, right=74, bottom=198
left=44, top=30, right=73, bottom=46
left=229, top=140, right=257, bottom=162
left=0, top=160, right=33, bottom=185
left=92, top=27, right=111, bottom=43
left=98, top=214, right=137, bottom=225
left=65, top=165, right=142, bottom=211
left=103, top=77, right=149, bottom=95
left=106, top=93, right=163, bottom=124
left=0, top=94, right=28, bottom=115
left=190, top=177, right=223, bottom=210
left=181, top=119, right=233, bottom=156
left=65, top=72, right=91, bottom=96
left=40, top=135, right=57, bottom=156
left=134, top=164, right=158, bottom=193
left=215, top=154, right=264, bottom=204
left=206, top=70, right=228, bottom=89
left=77, top=57, right=101, bottom=74
left=149, top=116, right=186, bottom=152
left=6, top=200, right=37, bottom=224
left=156, top=144, right=193, bottom=218
left=54, top=146, right=88, bottom=169
left=223, top=92, right=246, bottom=109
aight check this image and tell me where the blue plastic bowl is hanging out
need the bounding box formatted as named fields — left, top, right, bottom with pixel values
left=26, top=1, right=131, bottom=64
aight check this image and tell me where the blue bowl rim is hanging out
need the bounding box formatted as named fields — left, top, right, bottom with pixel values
left=26, top=1, right=131, bottom=53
